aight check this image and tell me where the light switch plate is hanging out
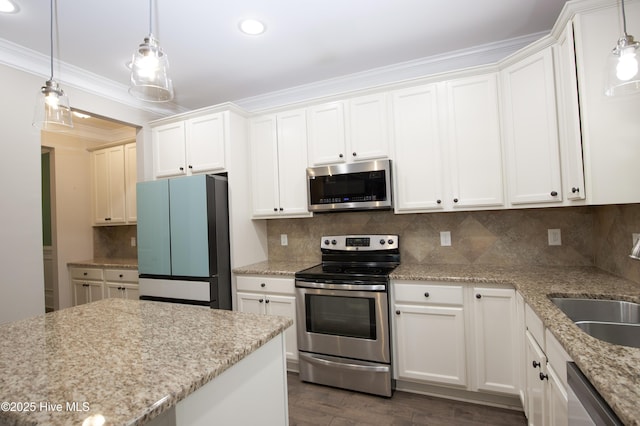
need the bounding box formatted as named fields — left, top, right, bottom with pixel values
left=280, top=234, right=288, bottom=246
left=548, top=229, right=562, bottom=246
left=440, top=231, right=451, bottom=247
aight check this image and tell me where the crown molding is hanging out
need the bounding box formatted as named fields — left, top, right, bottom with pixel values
left=233, top=31, right=547, bottom=112
left=0, top=38, right=188, bottom=118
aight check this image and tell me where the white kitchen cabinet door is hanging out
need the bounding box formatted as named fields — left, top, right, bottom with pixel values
left=394, top=304, right=467, bottom=387
left=275, top=109, right=310, bottom=216
left=347, top=93, right=390, bottom=161
left=502, top=48, right=562, bottom=205
left=236, top=292, right=266, bottom=315
left=124, top=142, right=137, bottom=223
left=525, top=330, right=547, bottom=426
left=546, top=364, right=568, bottom=426
left=264, top=294, right=298, bottom=362
left=92, top=145, right=126, bottom=225
left=471, top=287, right=519, bottom=395
left=72, top=280, right=104, bottom=306
left=105, top=282, right=139, bottom=300
left=152, top=121, right=187, bottom=178
left=186, top=112, right=226, bottom=174
left=249, top=115, right=280, bottom=217
left=555, top=21, right=586, bottom=202
left=391, top=83, right=445, bottom=212
left=446, top=73, right=505, bottom=209
left=307, top=101, right=347, bottom=166
left=574, top=3, right=640, bottom=205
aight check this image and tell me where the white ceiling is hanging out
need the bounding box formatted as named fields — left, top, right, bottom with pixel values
left=0, top=0, right=569, bottom=112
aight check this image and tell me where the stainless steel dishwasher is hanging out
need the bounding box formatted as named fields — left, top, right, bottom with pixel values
left=567, top=362, right=623, bottom=425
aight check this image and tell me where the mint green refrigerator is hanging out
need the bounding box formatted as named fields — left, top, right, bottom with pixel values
left=137, top=174, right=231, bottom=309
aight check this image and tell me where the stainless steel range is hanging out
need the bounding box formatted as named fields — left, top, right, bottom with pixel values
left=295, top=234, right=400, bottom=397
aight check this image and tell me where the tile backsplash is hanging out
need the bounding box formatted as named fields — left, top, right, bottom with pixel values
left=93, top=225, right=137, bottom=259
left=267, top=204, right=640, bottom=284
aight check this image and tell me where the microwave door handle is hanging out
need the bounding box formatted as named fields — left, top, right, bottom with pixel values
left=299, top=352, right=390, bottom=373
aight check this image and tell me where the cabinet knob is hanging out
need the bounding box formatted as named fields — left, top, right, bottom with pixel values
left=395, top=310, right=401, bottom=315
left=105, top=217, right=111, bottom=221
left=339, top=153, right=344, bottom=158
left=179, top=167, right=184, bottom=171
left=352, top=152, right=357, bottom=157
left=476, top=294, right=482, bottom=299
left=532, top=360, right=541, bottom=369
left=436, top=199, right=442, bottom=204
left=424, top=292, right=430, bottom=298
left=265, top=299, right=270, bottom=304
left=273, top=208, right=278, bottom=212
left=453, top=198, right=459, bottom=203
left=279, top=207, right=284, bottom=211
left=260, top=283, right=266, bottom=288
left=539, top=372, right=549, bottom=381
left=259, top=298, right=264, bottom=303
left=188, top=165, right=193, bottom=169
left=550, top=191, right=558, bottom=197
left=83, top=272, right=88, bottom=276
left=119, top=274, right=123, bottom=278
left=572, top=187, right=580, bottom=193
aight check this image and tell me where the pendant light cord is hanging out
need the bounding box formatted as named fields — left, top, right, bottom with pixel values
left=49, top=0, right=54, bottom=80
left=148, top=0, right=153, bottom=36
left=622, top=0, right=628, bottom=36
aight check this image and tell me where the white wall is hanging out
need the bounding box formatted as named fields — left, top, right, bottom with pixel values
left=0, top=63, right=161, bottom=324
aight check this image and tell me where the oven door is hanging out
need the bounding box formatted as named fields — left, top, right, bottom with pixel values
left=295, top=281, right=390, bottom=364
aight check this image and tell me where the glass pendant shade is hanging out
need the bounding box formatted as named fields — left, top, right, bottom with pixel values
left=605, top=34, right=640, bottom=96
left=129, top=35, right=174, bottom=102
left=32, top=80, right=73, bottom=131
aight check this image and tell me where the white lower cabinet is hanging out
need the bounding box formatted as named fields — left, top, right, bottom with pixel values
left=104, top=269, right=140, bottom=301
left=523, top=302, right=571, bottom=426
left=471, top=287, right=519, bottom=395
left=393, top=282, right=467, bottom=387
left=70, top=266, right=139, bottom=306
left=393, top=281, right=519, bottom=399
left=236, top=276, right=297, bottom=364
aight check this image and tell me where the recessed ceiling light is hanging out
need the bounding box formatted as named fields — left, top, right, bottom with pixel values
left=0, top=0, right=19, bottom=13
left=239, top=19, right=266, bottom=36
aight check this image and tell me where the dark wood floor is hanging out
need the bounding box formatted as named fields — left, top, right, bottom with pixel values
left=287, top=373, right=527, bottom=426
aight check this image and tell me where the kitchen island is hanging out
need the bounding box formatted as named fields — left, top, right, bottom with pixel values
left=0, top=299, right=292, bottom=425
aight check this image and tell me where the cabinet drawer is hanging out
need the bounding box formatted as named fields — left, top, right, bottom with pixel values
left=237, top=276, right=294, bottom=294
left=545, top=328, right=572, bottom=388
left=70, top=267, right=104, bottom=281
left=393, top=281, right=464, bottom=305
left=104, top=269, right=139, bottom=283
left=525, top=303, right=545, bottom=351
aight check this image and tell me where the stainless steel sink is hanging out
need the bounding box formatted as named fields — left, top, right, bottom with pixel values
left=549, top=297, right=640, bottom=324
left=574, top=321, right=640, bottom=348
left=550, top=297, right=640, bottom=348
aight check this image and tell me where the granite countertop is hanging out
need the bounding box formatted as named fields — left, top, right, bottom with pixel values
left=67, top=258, right=138, bottom=269
left=235, top=260, right=640, bottom=425
left=0, top=299, right=292, bottom=426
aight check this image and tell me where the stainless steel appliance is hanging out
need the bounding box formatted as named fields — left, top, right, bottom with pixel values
left=306, top=159, right=393, bottom=212
left=567, top=362, right=623, bottom=425
left=137, top=174, right=231, bottom=309
left=295, top=234, right=400, bottom=397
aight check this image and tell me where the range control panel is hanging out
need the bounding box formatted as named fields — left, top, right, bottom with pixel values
left=321, top=235, right=399, bottom=251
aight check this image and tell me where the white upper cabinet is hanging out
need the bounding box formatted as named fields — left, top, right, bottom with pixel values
left=307, top=101, right=347, bottom=165
left=554, top=21, right=586, bottom=202
left=124, top=142, right=137, bottom=223
left=391, top=83, right=445, bottom=212
left=92, top=145, right=126, bottom=225
left=446, top=73, right=505, bottom=209
left=501, top=47, right=563, bottom=206
left=573, top=2, right=640, bottom=205
left=152, top=111, right=226, bottom=178
left=346, top=93, right=390, bottom=161
left=391, top=73, right=504, bottom=213
left=249, top=109, right=311, bottom=218
left=308, top=94, right=390, bottom=166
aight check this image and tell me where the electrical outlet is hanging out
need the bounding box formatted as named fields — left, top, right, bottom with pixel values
left=440, top=231, right=451, bottom=247
left=548, top=229, right=562, bottom=246
left=130, top=237, right=136, bottom=247
left=280, top=234, right=288, bottom=246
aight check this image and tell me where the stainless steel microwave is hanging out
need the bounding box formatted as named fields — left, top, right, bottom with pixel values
left=306, top=159, right=393, bottom=212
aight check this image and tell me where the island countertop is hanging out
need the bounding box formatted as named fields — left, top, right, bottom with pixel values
left=0, top=299, right=292, bottom=426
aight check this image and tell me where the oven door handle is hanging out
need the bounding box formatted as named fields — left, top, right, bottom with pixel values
left=299, top=352, right=390, bottom=373
left=295, top=280, right=386, bottom=291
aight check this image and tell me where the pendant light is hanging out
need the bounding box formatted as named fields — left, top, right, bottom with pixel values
left=129, top=0, right=174, bottom=102
left=32, top=0, right=73, bottom=131
left=604, top=0, right=640, bottom=96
